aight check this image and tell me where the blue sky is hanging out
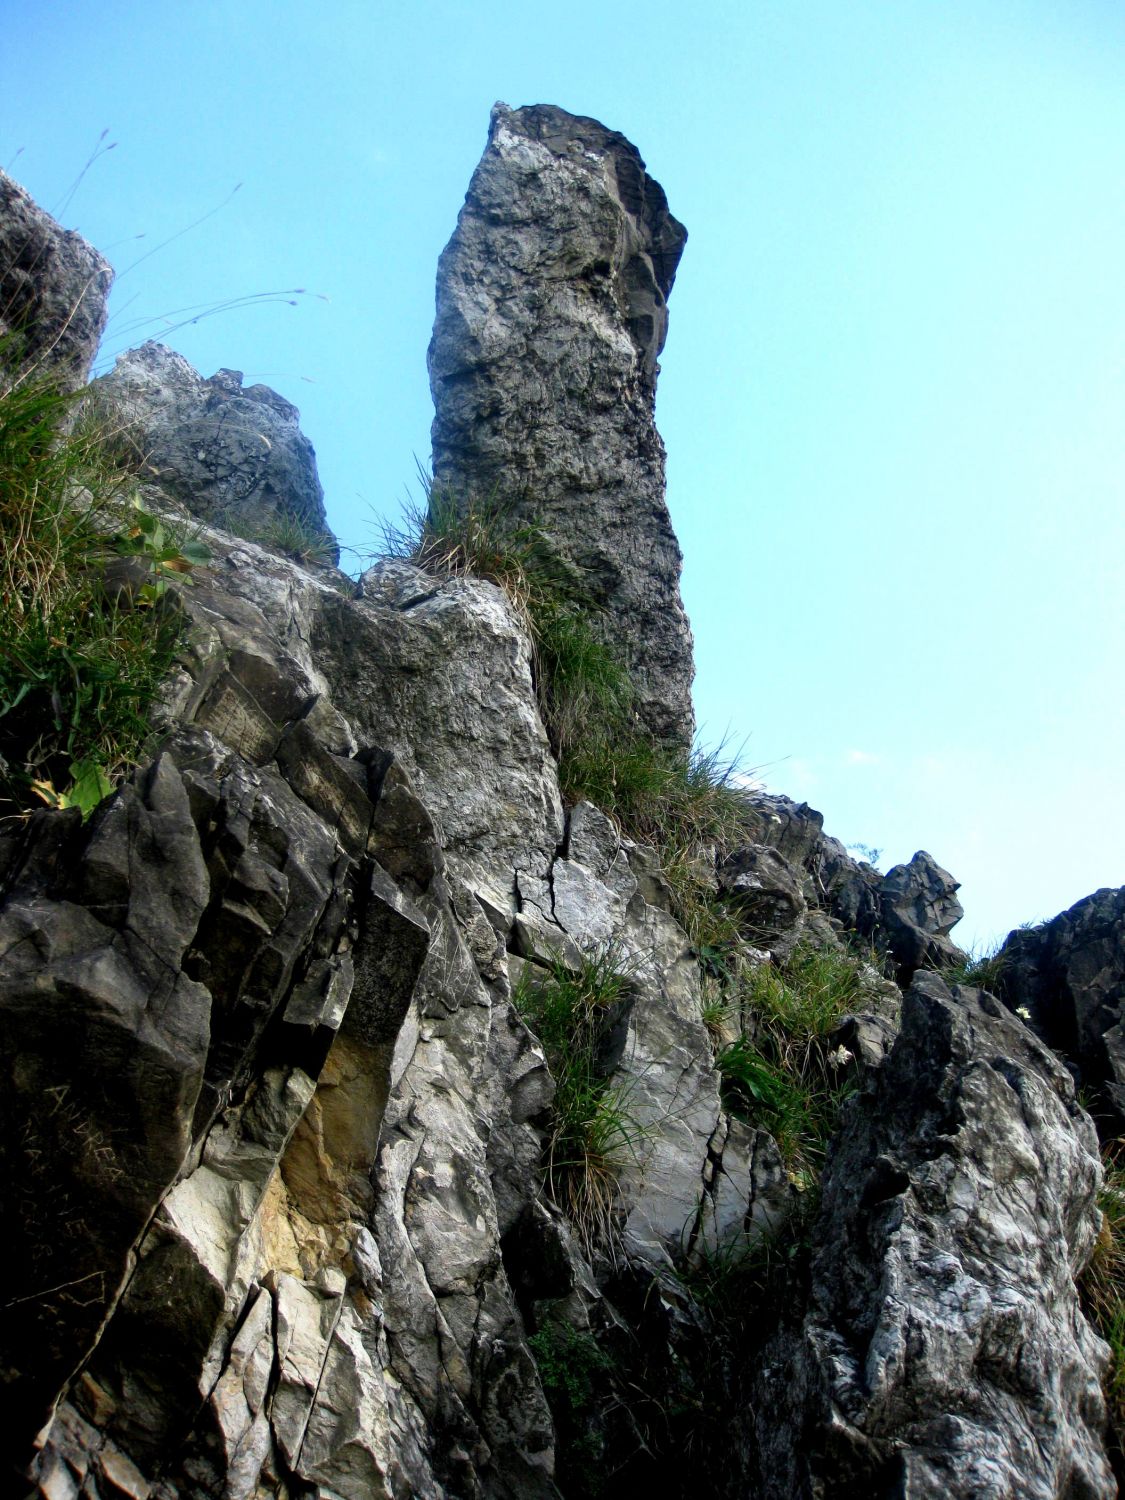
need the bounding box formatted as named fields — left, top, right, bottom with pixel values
left=5, top=1, right=1123, bottom=950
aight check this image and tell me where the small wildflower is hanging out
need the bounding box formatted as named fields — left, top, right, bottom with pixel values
left=828, top=1044, right=854, bottom=1070
left=1015, top=1005, right=1032, bottom=1023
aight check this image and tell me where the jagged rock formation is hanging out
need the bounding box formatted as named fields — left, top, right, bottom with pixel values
left=734, top=790, right=967, bottom=983
left=4, top=119, right=1122, bottom=1500
left=991, top=887, right=1125, bottom=1134
left=756, top=972, right=1112, bottom=1498
left=0, top=169, right=112, bottom=387
left=428, top=103, right=695, bottom=746
left=94, top=341, right=336, bottom=558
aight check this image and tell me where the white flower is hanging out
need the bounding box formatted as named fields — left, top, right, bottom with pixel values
left=829, top=1045, right=854, bottom=1069
left=1015, top=1005, right=1032, bottom=1023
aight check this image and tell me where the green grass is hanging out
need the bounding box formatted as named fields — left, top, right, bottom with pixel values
left=716, top=944, right=868, bottom=1176
left=0, top=345, right=202, bottom=816
left=221, top=503, right=337, bottom=566
left=943, top=943, right=1006, bottom=993
left=513, top=949, right=644, bottom=1252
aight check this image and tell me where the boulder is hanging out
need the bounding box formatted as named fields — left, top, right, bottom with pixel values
left=879, top=849, right=965, bottom=980
left=428, top=102, right=694, bottom=745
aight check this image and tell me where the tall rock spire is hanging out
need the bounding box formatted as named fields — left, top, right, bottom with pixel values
left=428, top=102, right=695, bottom=746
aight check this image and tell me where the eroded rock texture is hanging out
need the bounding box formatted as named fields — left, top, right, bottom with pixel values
left=756, top=973, right=1112, bottom=1499
left=428, top=102, right=695, bottom=746
left=0, top=169, right=112, bottom=387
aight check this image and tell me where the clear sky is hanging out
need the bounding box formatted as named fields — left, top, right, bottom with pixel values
left=5, top=0, right=1123, bottom=951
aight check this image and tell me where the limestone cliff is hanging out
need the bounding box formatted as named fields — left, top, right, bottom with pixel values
left=3, top=109, right=1123, bottom=1500
left=429, top=103, right=695, bottom=748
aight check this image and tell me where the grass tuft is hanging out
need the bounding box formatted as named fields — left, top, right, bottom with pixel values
left=221, top=503, right=337, bottom=566
left=717, top=944, right=868, bottom=1176
left=1081, top=1146, right=1125, bottom=1448
left=513, top=949, right=644, bottom=1254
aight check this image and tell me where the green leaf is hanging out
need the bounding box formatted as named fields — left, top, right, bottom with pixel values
left=66, top=757, right=114, bottom=818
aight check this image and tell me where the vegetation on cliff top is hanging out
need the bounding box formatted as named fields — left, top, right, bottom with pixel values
left=0, top=345, right=206, bottom=818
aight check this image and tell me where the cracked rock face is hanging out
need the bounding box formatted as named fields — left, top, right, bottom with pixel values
left=5, top=130, right=1118, bottom=1500
left=428, top=102, right=695, bottom=746
left=756, top=972, right=1112, bottom=1500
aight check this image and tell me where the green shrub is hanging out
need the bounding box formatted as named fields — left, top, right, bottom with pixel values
left=513, top=949, right=643, bottom=1251
left=527, top=1322, right=613, bottom=1497
left=0, top=348, right=203, bottom=816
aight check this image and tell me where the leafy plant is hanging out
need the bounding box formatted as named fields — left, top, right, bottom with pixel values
left=113, top=494, right=210, bottom=600
left=513, top=949, right=643, bottom=1252
left=528, top=1322, right=613, bottom=1497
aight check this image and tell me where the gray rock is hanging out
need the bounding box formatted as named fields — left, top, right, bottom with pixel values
left=92, top=342, right=336, bottom=558
left=0, top=761, right=211, bottom=1458
left=0, top=169, right=112, bottom=387
left=756, top=972, right=1111, bottom=1499
left=718, top=842, right=808, bottom=955
left=879, top=849, right=966, bottom=980
left=317, top=559, right=565, bottom=903
left=428, top=102, right=694, bottom=745
left=994, top=886, right=1125, bottom=1132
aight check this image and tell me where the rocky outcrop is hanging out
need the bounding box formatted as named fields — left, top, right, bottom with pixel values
left=734, top=791, right=967, bottom=981
left=93, top=341, right=336, bottom=558
left=428, top=102, right=694, bottom=746
left=6, top=387, right=778, bottom=1499
left=992, top=887, right=1125, bottom=1134
left=4, top=118, right=1117, bottom=1500
left=756, top=972, right=1112, bottom=1499
left=0, top=169, right=112, bottom=387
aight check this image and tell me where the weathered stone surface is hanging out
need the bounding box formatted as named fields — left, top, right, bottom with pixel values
left=317, top=559, right=565, bottom=900
left=0, top=169, right=112, bottom=387
left=879, top=849, right=966, bottom=980
left=12, top=123, right=1116, bottom=1500
left=93, top=342, right=336, bottom=556
left=994, top=885, right=1125, bottom=1132
left=719, top=842, right=808, bottom=955
left=0, top=762, right=211, bottom=1457
left=429, top=102, right=694, bottom=745
left=731, top=793, right=968, bottom=982
left=755, top=973, right=1111, bottom=1499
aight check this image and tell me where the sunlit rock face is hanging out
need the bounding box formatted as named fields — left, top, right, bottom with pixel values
left=428, top=102, right=695, bottom=747
left=755, top=973, right=1113, bottom=1500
